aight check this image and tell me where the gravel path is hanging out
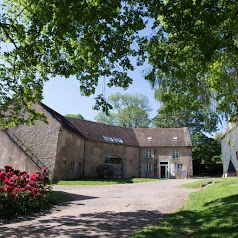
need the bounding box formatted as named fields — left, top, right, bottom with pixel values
left=0, top=179, right=200, bottom=238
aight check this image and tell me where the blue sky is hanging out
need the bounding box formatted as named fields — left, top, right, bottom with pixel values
left=42, top=68, right=160, bottom=121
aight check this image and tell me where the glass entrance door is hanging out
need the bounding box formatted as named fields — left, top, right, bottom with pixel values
left=159, top=161, right=169, bottom=179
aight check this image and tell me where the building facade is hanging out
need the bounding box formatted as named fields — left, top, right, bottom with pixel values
left=0, top=103, right=193, bottom=180
left=221, top=123, right=238, bottom=177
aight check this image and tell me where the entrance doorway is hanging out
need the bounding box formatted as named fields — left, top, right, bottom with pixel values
left=105, top=155, right=123, bottom=178
left=159, top=161, right=169, bottom=179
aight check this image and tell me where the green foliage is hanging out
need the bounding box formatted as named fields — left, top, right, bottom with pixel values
left=65, top=113, right=84, bottom=120
left=131, top=178, right=238, bottom=238
left=96, top=164, right=114, bottom=179
left=2, top=0, right=238, bottom=127
left=192, top=133, right=222, bottom=164
left=54, top=178, right=157, bottom=186
left=152, top=104, right=218, bottom=135
left=0, top=166, right=52, bottom=220
left=95, top=92, right=151, bottom=128
left=0, top=0, right=149, bottom=127
left=146, top=0, right=238, bottom=124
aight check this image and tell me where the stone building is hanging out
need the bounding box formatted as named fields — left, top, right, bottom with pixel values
left=221, top=123, right=238, bottom=177
left=0, top=103, right=193, bottom=180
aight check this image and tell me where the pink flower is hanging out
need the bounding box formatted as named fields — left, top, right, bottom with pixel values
left=27, top=181, right=36, bottom=186
left=4, top=165, right=13, bottom=172
left=30, top=173, right=38, bottom=180
left=13, top=187, right=20, bottom=192
left=6, top=172, right=14, bottom=178
left=0, top=171, right=6, bottom=180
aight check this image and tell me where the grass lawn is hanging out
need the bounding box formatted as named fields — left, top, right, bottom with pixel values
left=54, top=177, right=158, bottom=186
left=130, top=177, right=238, bottom=238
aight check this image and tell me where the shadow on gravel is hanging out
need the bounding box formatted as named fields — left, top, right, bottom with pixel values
left=0, top=209, right=164, bottom=238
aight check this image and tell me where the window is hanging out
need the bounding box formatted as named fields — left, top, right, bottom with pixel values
left=172, top=150, right=179, bottom=158
left=70, top=161, right=75, bottom=169
left=103, top=136, right=123, bottom=143
left=103, top=136, right=114, bottom=142
left=145, top=163, right=153, bottom=171
left=145, top=149, right=153, bottom=158
left=62, top=160, right=67, bottom=166
left=105, top=155, right=123, bottom=164
left=173, top=136, right=178, bottom=140
left=177, top=164, right=183, bottom=172
left=147, top=136, right=153, bottom=140
left=113, top=137, right=124, bottom=143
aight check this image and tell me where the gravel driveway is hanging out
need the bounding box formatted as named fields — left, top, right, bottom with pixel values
left=0, top=179, right=199, bottom=238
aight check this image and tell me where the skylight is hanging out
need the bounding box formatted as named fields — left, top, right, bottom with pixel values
left=103, top=136, right=114, bottom=142
left=113, top=137, right=124, bottom=143
left=103, top=136, right=124, bottom=143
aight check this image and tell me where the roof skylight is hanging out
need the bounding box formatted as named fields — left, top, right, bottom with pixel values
left=103, top=136, right=114, bottom=142
left=103, top=136, right=124, bottom=143
left=113, top=137, right=124, bottom=143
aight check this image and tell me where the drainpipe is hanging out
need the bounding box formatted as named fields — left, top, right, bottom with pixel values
left=82, top=139, right=86, bottom=177
left=138, top=147, right=141, bottom=178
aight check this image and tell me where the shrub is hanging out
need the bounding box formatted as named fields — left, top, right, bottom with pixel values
left=0, top=165, right=52, bottom=220
left=96, top=164, right=114, bottom=178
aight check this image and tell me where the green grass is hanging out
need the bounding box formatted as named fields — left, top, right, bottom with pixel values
left=182, top=178, right=224, bottom=189
left=130, top=177, right=238, bottom=238
left=54, top=177, right=158, bottom=185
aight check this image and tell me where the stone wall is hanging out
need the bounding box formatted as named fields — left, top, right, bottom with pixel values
left=0, top=104, right=61, bottom=178
left=54, top=127, right=85, bottom=180
left=84, top=141, right=140, bottom=178
left=140, top=146, right=193, bottom=178
left=221, top=127, right=238, bottom=175
left=0, top=130, right=39, bottom=173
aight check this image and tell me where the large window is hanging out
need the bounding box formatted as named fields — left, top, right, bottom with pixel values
left=145, top=149, right=153, bottom=158
left=145, top=163, right=153, bottom=171
left=172, top=150, right=179, bottom=158
left=177, top=163, right=183, bottom=172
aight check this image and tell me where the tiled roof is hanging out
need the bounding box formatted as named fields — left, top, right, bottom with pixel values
left=40, top=103, right=191, bottom=148
left=66, top=118, right=139, bottom=147
left=40, top=103, right=85, bottom=138
left=134, top=127, right=192, bottom=147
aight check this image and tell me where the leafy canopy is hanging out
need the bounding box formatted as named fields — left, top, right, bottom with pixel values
left=65, top=114, right=84, bottom=120
left=0, top=0, right=150, bottom=127
left=146, top=0, right=238, bottom=124
left=1, top=0, right=238, bottom=127
left=95, top=92, right=151, bottom=128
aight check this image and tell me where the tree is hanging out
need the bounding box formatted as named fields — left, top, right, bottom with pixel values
left=145, top=0, right=238, bottom=124
left=0, top=0, right=149, bottom=127
left=1, top=0, right=238, bottom=128
left=65, top=114, right=84, bottom=120
left=192, top=133, right=222, bottom=164
left=95, top=93, right=151, bottom=128
left=152, top=97, right=218, bottom=136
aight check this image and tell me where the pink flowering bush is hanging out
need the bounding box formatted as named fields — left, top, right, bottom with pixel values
left=0, top=166, right=52, bottom=219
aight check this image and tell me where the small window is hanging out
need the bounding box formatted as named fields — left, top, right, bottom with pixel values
left=62, top=160, right=67, bottom=166
left=145, top=163, right=153, bottom=171
left=236, top=152, right=238, bottom=160
left=145, top=149, right=152, bottom=158
left=70, top=161, right=75, bottom=169
left=177, top=164, right=183, bottom=172
left=172, top=150, right=179, bottom=158
left=173, top=137, right=178, bottom=140
left=113, top=137, right=124, bottom=143
left=103, top=136, right=114, bottom=142
left=147, top=137, right=153, bottom=140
